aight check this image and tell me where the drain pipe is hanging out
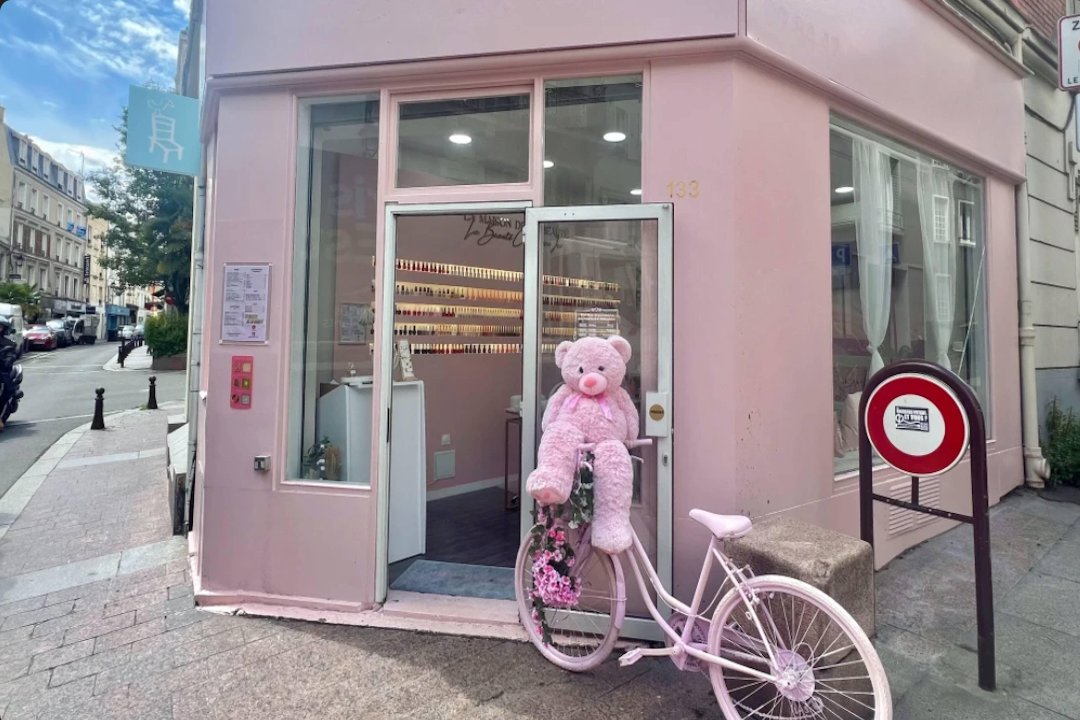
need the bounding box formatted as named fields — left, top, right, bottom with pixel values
left=1017, top=179, right=1051, bottom=487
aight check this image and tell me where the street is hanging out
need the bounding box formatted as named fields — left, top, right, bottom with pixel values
left=0, top=342, right=185, bottom=500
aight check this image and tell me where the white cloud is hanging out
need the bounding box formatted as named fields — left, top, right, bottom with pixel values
left=173, top=0, right=191, bottom=15
left=42, top=101, right=59, bottom=109
left=31, top=138, right=117, bottom=176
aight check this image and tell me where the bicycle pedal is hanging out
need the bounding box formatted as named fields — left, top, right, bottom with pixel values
left=618, top=649, right=644, bottom=667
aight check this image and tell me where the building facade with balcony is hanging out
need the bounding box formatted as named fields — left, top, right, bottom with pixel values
left=2, top=109, right=90, bottom=318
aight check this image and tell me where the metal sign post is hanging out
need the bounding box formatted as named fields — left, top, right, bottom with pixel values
left=858, top=360, right=995, bottom=691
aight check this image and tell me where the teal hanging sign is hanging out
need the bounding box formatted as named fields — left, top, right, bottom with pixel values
left=125, top=86, right=201, bottom=176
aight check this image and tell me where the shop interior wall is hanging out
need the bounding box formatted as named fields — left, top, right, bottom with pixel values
left=205, top=0, right=738, bottom=78
left=198, top=91, right=375, bottom=606
left=745, top=0, right=1026, bottom=179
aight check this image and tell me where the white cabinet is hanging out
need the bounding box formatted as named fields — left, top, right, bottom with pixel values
left=317, top=378, right=426, bottom=563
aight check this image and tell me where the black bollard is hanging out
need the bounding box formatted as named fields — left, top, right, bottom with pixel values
left=147, top=376, right=158, bottom=410
left=91, top=388, right=105, bottom=430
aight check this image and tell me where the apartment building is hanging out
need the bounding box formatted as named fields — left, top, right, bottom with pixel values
left=1, top=107, right=90, bottom=318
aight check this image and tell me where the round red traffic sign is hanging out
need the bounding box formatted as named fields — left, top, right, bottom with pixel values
left=864, top=373, right=969, bottom=477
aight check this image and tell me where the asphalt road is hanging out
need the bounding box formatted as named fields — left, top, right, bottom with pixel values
left=0, top=341, right=186, bottom=500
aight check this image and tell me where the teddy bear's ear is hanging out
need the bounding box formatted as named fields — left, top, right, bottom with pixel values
left=607, top=335, right=632, bottom=363
left=554, top=341, right=574, bottom=368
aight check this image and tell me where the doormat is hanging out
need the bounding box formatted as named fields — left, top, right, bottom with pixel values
left=391, top=559, right=515, bottom=601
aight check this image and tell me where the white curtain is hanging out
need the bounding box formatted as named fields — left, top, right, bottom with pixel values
left=853, top=138, right=894, bottom=376
left=916, top=161, right=955, bottom=370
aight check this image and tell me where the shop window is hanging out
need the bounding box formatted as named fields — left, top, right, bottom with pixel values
left=290, top=97, right=380, bottom=484
left=543, top=75, right=642, bottom=205
left=396, top=94, right=530, bottom=187
left=830, top=124, right=988, bottom=474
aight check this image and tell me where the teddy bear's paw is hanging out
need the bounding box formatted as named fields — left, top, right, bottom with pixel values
left=526, top=469, right=571, bottom=506
left=590, top=522, right=633, bottom=554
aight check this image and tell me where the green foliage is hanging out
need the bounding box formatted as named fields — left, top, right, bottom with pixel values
left=1042, top=398, right=1080, bottom=487
left=88, top=104, right=193, bottom=312
left=0, top=282, right=43, bottom=322
left=143, top=313, right=188, bottom=358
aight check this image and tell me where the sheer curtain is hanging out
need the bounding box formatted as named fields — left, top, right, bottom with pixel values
left=916, top=161, right=956, bottom=370
left=853, top=138, right=894, bottom=376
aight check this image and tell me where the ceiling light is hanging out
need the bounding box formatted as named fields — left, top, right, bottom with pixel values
left=448, top=133, right=472, bottom=145
left=834, top=186, right=854, bottom=194
left=543, top=160, right=555, bottom=169
left=603, top=131, right=627, bottom=143
left=630, top=188, right=642, bottom=196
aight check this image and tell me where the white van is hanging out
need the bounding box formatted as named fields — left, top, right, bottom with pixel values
left=0, top=302, right=25, bottom=357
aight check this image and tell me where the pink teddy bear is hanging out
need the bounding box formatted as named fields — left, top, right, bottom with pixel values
left=526, top=335, right=639, bottom=554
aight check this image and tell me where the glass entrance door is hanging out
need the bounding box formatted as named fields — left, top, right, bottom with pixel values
left=521, top=204, right=673, bottom=638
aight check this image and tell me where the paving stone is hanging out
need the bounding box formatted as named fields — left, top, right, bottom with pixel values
left=30, top=604, right=106, bottom=638
left=0, top=656, right=31, bottom=684
left=168, top=582, right=194, bottom=600
left=1035, top=538, right=1080, bottom=584
left=48, top=644, right=131, bottom=688
left=95, top=617, right=166, bottom=653
left=164, top=606, right=206, bottom=631
left=28, top=638, right=94, bottom=674
left=0, top=600, right=74, bottom=631
left=103, top=588, right=167, bottom=617
left=172, top=627, right=246, bottom=668
left=894, top=668, right=1069, bottom=720
left=0, top=629, right=64, bottom=667
left=42, top=579, right=111, bottom=608
left=0, top=669, right=50, bottom=717
left=0, top=595, right=46, bottom=619
left=63, top=610, right=136, bottom=645
left=3, top=673, right=95, bottom=720
left=1002, top=571, right=1080, bottom=640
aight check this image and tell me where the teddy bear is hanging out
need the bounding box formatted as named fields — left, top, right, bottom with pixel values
left=526, top=335, right=640, bottom=554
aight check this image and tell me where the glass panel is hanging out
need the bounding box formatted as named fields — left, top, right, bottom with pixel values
left=386, top=213, right=525, bottom=596
left=534, top=218, right=659, bottom=613
left=544, top=76, right=643, bottom=205
left=397, top=95, right=530, bottom=187
left=291, top=98, right=380, bottom=483
left=830, top=125, right=988, bottom=474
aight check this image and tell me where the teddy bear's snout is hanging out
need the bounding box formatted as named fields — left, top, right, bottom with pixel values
left=580, top=372, right=608, bottom=395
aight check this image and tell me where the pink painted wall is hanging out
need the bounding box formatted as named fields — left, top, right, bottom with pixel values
left=746, top=0, right=1026, bottom=178
left=205, top=0, right=738, bottom=77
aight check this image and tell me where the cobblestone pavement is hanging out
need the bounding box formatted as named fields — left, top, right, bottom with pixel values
left=1, top=408, right=1079, bottom=718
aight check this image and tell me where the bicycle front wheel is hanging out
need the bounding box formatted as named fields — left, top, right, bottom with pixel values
left=514, top=522, right=625, bottom=672
left=707, top=575, right=891, bottom=720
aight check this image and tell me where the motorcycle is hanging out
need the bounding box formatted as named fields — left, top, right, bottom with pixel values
left=0, top=316, right=24, bottom=429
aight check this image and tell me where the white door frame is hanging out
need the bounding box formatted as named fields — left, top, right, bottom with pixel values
left=375, top=200, right=533, bottom=603
left=522, top=203, right=674, bottom=641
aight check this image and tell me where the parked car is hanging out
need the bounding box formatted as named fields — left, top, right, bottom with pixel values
left=45, top=319, right=73, bottom=348
left=72, top=316, right=100, bottom=345
left=120, top=325, right=135, bottom=340
left=24, top=324, right=57, bottom=351
left=133, top=323, right=145, bottom=339
left=0, top=303, right=25, bottom=357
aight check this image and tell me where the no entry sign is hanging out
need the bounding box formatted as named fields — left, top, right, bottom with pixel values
left=864, top=373, right=969, bottom=477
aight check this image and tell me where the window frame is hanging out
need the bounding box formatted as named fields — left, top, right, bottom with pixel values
left=829, top=118, right=992, bottom=480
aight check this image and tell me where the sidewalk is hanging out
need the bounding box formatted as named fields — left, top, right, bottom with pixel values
left=102, top=345, right=152, bottom=372
left=0, top=414, right=1078, bottom=720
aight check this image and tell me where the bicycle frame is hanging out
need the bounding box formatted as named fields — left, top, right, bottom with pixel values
left=614, top=527, right=781, bottom=685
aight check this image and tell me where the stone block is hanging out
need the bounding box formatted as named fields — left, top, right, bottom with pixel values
left=726, top=517, right=876, bottom=637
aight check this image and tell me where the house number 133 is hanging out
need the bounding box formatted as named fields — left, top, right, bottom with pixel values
left=667, top=180, right=700, bottom=198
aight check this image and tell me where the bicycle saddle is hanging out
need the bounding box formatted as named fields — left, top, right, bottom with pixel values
left=689, top=509, right=752, bottom=539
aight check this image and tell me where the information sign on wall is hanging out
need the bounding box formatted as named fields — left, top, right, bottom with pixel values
left=575, top=309, right=620, bottom=339
left=1060, top=15, right=1080, bottom=91
left=220, top=264, right=270, bottom=343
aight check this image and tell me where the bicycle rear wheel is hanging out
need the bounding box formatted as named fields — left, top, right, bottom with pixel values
left=514, top=520, right=625, bottom=672
left=708, top=575, right=891, bottom=720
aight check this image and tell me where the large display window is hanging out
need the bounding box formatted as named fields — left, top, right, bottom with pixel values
left=288, top=97, right=380, bottom=484
left=830, top=121, right=989, bottom=474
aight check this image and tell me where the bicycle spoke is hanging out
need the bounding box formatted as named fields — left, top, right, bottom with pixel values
left=818, top=692, right=872, bottom=720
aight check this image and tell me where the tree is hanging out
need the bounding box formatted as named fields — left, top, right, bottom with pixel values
left=0, top=282, right=43, bottom=323
left=88, top=107, right=193, bottom=313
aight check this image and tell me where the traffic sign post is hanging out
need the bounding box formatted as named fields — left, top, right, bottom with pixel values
left=858, top=360, right=995, bottom=691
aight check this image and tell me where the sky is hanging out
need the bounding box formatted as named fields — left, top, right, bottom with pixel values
left=0, top=0, right=190, bottom=189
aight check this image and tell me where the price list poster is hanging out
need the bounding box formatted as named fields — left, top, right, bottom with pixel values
left=221, top=263, right=271, bottom=343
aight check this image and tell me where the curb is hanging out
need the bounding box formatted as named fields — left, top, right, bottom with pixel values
left=0, top=408, right=143, bottom=543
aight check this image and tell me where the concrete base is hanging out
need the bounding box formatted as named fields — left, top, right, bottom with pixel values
left=726, top=517, right=876, bottom=637
left=151, top=354, right=187, bottom=371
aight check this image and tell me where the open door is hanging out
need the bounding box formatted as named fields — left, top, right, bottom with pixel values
left=521, top=204, right=673, bottom=639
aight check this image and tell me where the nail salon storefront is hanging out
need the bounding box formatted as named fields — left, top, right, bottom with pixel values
left=191, top=0, right=1026, bottom=635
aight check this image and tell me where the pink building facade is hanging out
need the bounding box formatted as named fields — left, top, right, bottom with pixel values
left=192, top=0, right=1027, bottom=634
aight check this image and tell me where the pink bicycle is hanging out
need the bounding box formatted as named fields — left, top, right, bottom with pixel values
left=515, top=440, right=892, bottom=719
